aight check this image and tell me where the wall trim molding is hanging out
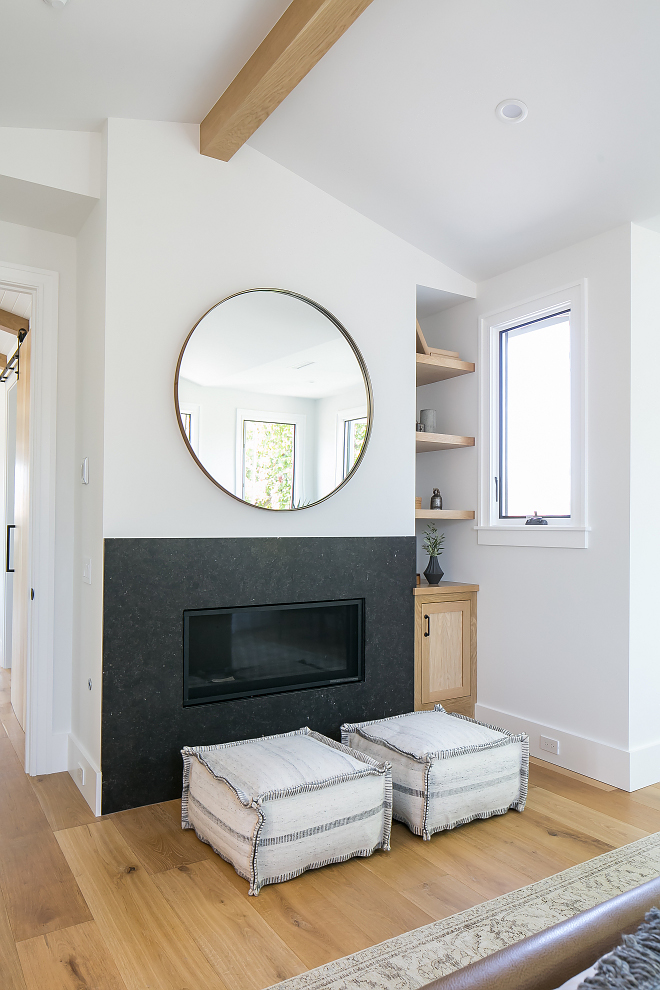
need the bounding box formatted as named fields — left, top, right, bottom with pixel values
left=475, top=703, right=638, bottom=792
left=68, top=733, right=102, bottom=816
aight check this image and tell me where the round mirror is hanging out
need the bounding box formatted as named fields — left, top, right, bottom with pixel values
left=175, top=289, right=372, bottom=510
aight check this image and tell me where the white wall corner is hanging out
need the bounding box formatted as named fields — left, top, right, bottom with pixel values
left=68, top=734, right=102, bottom=816
left=629, top=739, right=660, bottom=792
left=475, top=704, right=633, bottom=791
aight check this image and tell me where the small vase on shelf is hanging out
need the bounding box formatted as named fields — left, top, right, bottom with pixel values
left=424, top=555, right=444, bottom=585
left=422, top=523, right=445, bottom=585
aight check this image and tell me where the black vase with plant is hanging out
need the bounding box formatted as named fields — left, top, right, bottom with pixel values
left=422, top=523, right=445, bottom=585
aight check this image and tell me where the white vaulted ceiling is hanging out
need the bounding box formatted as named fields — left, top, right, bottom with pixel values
left=4, top=0, right=660, bottom=278
left=248, top=0, right=660, bottom=279
left=0, top=0, right=292, bottom=130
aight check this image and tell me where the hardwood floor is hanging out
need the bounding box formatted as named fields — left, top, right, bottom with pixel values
left=2, top=667, right=660, bottom=989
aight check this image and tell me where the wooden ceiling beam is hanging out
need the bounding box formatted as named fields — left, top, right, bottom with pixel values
left=0, top=309, right=29, bottom=336
left=200, top=0, right=376, bottom=162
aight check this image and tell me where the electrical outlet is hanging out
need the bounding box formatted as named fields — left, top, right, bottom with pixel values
left=540, top=734, right=560, bottom=755
left=76, top=763, right=85, bottom=786
left=82, top=558, right=92, bottom=585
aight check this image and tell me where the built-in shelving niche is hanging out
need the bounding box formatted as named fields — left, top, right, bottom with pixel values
left=415, top=308, right=475, bottom=519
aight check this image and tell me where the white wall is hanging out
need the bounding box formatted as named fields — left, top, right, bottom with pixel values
left=102, top=119, right=474, bottom=539
left=0, top=128, right=100, bottom=237
left=417, top=224, right=637, bottom=787
left=629, top=224, right=660, bottom=788
left=0, top=128, right=100, bottom=200
left=70, top=127, right=107, bottom=811
left=0, top=218, right=78, bottom=755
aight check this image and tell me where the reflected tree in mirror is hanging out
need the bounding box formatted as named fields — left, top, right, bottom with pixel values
left=243, top=420, right=295, bottom=510
left=343, top=417, right=367, bottom=479
left=175, top=289, right=372, bottom=510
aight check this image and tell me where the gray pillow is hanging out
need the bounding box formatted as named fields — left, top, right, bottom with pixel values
left=578, top=906, right=660, bottom=989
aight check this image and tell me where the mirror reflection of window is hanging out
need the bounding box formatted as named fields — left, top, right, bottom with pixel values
left=343, top=417, right=367, bottom=479
left=181, top=412, right=192, bottom=443
left=243, top=420, right=296, bottom=510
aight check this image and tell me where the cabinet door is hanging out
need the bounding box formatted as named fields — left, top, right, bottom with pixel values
left=421, top=599, right=471, bottom=705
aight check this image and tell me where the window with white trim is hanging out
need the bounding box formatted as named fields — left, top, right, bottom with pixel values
left=342, top=416, right=367, bottom=480
left=479, top=282, right=587, bottom=548
left=236, top=408, right=306, bottom=509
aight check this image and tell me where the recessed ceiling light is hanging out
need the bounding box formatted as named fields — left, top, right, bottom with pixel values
left=496, top=99, right=528, bottom=123
left=43, top=0, right=69, bottom=8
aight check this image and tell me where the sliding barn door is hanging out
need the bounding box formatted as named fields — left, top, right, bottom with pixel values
left=10, top=331, right=30, bottom=730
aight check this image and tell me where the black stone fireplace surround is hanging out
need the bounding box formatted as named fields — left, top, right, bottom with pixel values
left=102, top=536, right=415, bottom=814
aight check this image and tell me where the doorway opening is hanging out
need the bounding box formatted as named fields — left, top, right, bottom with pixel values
left=0, top=291, right=31, bottom=768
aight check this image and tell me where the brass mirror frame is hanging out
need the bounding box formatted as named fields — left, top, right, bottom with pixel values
left=174, top=288, right=373, bottom=511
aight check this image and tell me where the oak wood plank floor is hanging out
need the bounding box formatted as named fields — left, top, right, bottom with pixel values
left=16, top=921, right=128, bottom=990
left=1, top=691, right=659, bottom=990
left=110, top=800, right=218, bottom=874
left=30, top=773, right=97, bottom=832
left=0, top=668, right=25, bottom=767
left=0, top=891, right=26, bottom=990
left=153, top=860, right=307, bottom=990
left=0, top=735, right=92, bottom=942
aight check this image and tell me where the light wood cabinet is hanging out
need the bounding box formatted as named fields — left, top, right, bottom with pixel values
left=414, top=582, right=478, bottom=717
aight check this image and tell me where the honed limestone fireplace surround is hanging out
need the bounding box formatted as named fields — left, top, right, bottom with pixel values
left=101, top=536, right=415, bottom=814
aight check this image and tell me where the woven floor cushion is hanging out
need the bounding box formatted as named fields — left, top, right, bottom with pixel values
left=181, top=727, right=392, bottom=895
left=341, top=706, right=528, bottom=840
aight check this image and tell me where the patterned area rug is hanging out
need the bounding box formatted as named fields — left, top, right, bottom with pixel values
left=272, top=832, right=660, bottom=990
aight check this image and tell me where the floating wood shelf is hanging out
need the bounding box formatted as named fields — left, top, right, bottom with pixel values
left=415, top=509, right=475, bottom=520
left=416, top=352, right=475, bottom=387
left=416, top=432, right=475, bottom=453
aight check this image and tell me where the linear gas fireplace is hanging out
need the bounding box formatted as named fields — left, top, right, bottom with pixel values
left=183, top=598, right=364, bottom=706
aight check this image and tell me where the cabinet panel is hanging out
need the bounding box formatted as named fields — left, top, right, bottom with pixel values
left=414, top=585, right=477, bottom=715
left=419, top=600, right=471, bottom=706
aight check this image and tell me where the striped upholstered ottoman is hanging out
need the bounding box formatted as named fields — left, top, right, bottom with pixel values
left=181, top=727, right=392, bottom=895
left=341, top=706, right=528, bottom=841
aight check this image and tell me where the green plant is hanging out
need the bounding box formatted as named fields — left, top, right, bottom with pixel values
left=422, top=523, right=445, bottom=557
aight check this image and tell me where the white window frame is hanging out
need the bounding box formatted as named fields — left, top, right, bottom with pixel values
left=477, top=280, right=588, bottom=548
left=335, top=404, right=368, bottom=484
left=235, top=408, right=306, bottom=507
left=178, top=402, right=200, bottom=455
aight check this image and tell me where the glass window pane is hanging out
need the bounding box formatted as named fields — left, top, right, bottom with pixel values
left=243, top=420, right=295, bottom=510
left=343, top=417, right=367, bottom=479
left=181, top=412, right=192, bottom=442
left=501, top=314, right=571, bottom=517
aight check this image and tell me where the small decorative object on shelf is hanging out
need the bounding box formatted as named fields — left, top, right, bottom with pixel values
left=430, top=488, right=443, bottom=510
left=422, top=523, right=445, bottom=585
left=525, top=511, right=548, bottom=526
left=415, top=496, right=422, bottom=509
left=420, top=408, right=437, bottom=432
left=416, top=421, right=425, bottom=432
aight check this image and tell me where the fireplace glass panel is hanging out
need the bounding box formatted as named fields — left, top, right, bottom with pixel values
left=183, top=599, right=364, bottom=705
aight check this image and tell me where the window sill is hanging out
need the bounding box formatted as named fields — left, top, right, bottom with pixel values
left=475, top=526, right=589, bottom=549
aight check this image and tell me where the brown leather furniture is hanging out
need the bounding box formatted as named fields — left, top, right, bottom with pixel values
left=419, top=874, right=660, bottom=990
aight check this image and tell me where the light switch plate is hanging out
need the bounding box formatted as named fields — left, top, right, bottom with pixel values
left=81, top=457, right=89, bottom=484
left=82, top=558, right=92, bottom=585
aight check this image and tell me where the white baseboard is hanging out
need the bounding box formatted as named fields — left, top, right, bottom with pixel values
left=68, top=734, right=102, bottom=816
left=630, top=739, right=660, bottom=791
left=50, top=731, right=68, bottom=773
left=475, top=704, right=636, bottom=791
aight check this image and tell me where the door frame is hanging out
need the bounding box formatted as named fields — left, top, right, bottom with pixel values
left=0, top=260, right=59, bottom=775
